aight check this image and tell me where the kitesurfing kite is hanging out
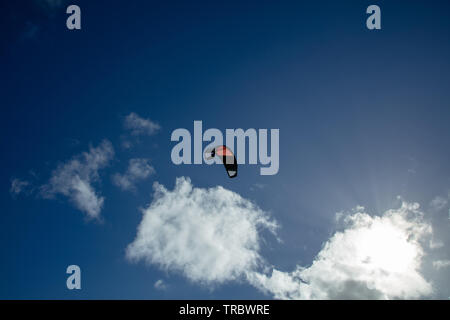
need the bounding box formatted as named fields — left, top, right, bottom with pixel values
left=205, top=145, right=238, bottom=178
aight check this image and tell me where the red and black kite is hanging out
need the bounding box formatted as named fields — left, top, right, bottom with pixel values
left=205, top=145, right=237, bottom=178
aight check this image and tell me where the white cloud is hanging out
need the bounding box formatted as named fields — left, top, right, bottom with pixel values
left=10, top=178, right=30, bottom=196
left=250, top=202, right=434, bottom=299
left=154, top=279, right=167, bottom=291
left=126, top=178, right=438, bottom=299
left=126, top=177, right=278, bottom=285
left=430, top=196, right=448, bottom=212
left=40, top=140, right=114, bottom=219
left=433, top=260, right=450, bottom=270
left=112, top=158, right=154, bottom=191
left=124, top=113, right=160, bottom=136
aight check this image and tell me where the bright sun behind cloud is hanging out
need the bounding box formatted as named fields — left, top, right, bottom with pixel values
left=250, top=201, right=433, bottom=299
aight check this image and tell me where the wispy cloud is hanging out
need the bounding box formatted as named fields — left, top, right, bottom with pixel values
left=250, top=183, right=266, bottom=191
left=430, top=195, right=448, bottom=212
left=429, top=239, right=444, bottom=249
left=433, top=260, right=450, bottom=270
left=112, top=158, right=154, bottom=192
left=154, top=279, right=167, bottom=291
left=10, top=178, right=31, bottom=197
left=124, top=113, right=160, bottom=136
left=40, top=140, right=114, bottom=219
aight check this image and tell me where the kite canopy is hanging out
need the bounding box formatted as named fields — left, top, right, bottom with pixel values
left=205, top=145, right=238, bottom=178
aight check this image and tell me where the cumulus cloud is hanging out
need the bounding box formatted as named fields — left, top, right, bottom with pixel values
left=126, top=178, right=438, bottom=299
left=10, top=178, right=31, bottom=196
left=126, top=177, right=278, bottom=285
left=40, top=140, right=114, bottom=219
left=250, top=202, right=434, bottom=299
left=112, top=159, right=154, bottom=191
left=124, top=113, right=160, bottom=136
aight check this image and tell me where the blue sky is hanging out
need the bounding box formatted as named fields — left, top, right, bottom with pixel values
left=1, top=0, right=450, bottom=299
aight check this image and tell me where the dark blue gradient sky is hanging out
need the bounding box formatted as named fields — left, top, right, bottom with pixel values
left=1, top=0, right=450, bottom=299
